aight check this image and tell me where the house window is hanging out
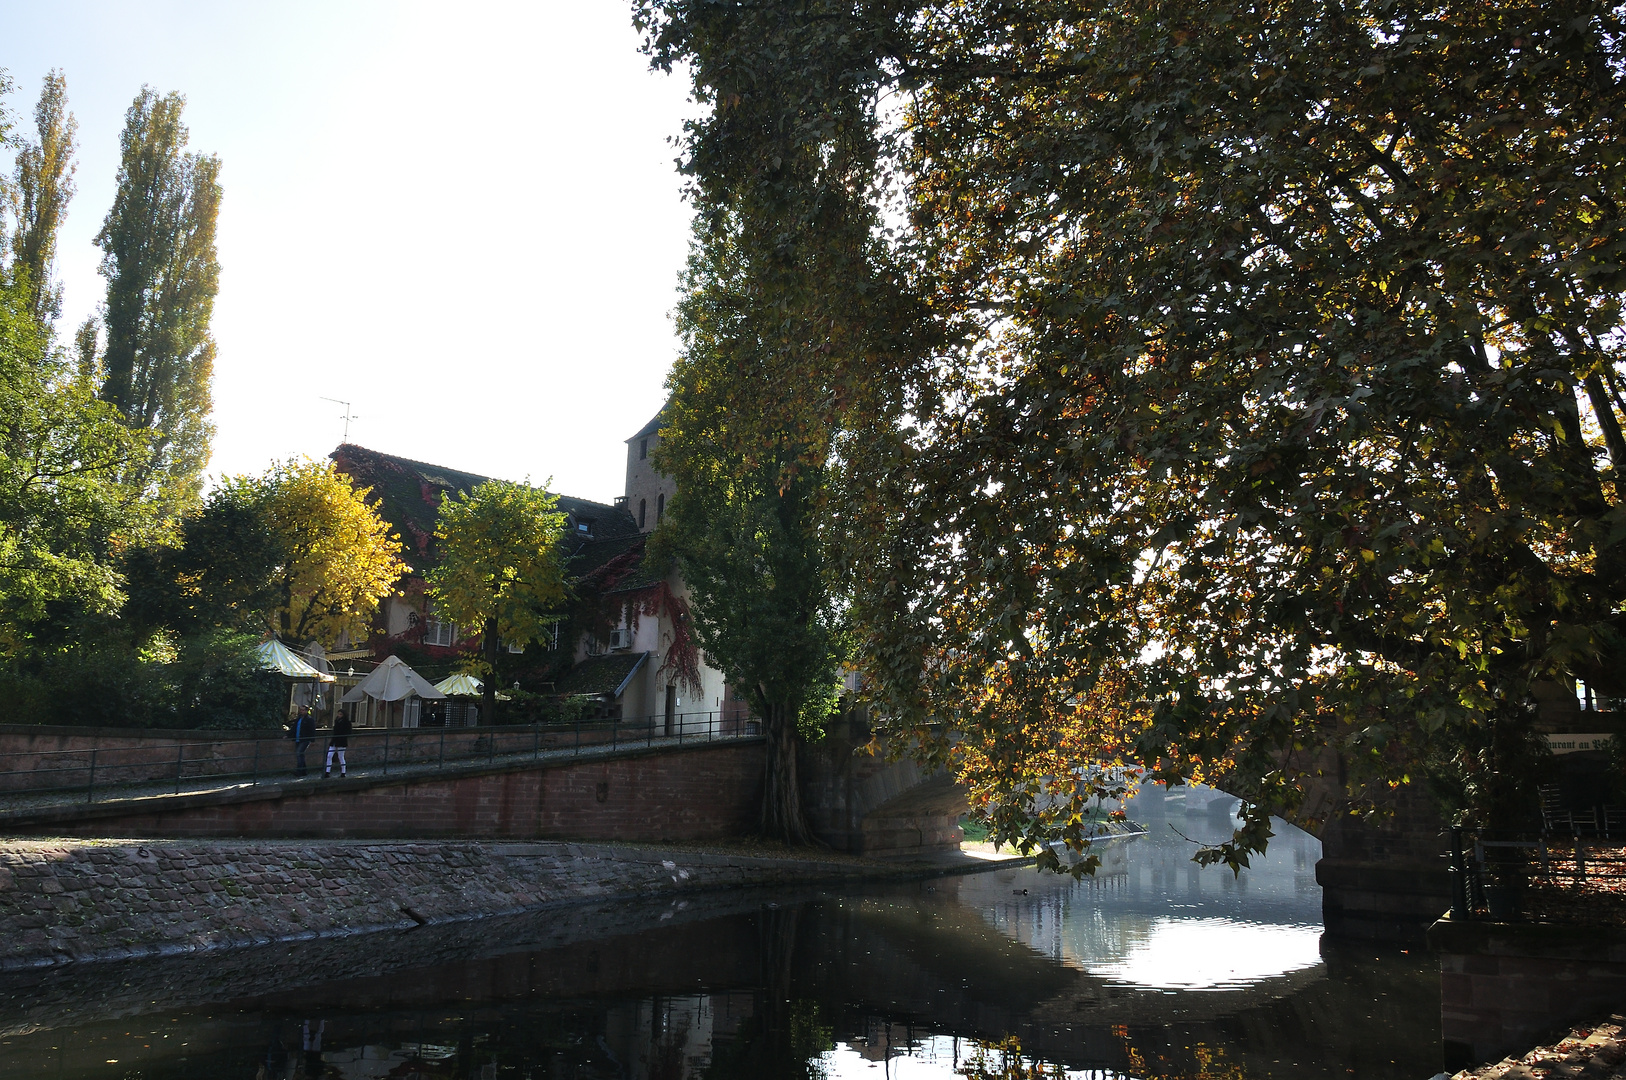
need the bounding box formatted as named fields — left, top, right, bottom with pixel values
left=639, top=499, right=647, bottom=528
left=576, top=517, right=592, bottom=535
left=503, top=637, right=525, bottom=654
left=640, top=438, right=648, bottom=460
left=424, top=612, right=457, bottom=647
left=657, top=493, right=665, bottom=521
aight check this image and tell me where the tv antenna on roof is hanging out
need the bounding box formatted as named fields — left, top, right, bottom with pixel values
left=320, top=397, right=359, bottom=441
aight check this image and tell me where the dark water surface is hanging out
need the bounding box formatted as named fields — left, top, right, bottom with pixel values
left=0, top=810, right=1442, bottom=1079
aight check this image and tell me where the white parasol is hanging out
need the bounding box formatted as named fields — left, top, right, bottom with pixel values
left=255, top=639, right=335, bottom=681
left=340, top=655, right=446, bottom=703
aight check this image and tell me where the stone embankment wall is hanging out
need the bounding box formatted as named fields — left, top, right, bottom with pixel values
left=1449, top=1014, right=1625, bottom=1079
left=0, top=888, right=777, bottom=1040
left=1431, top=918, right=1626, bottom=1068
left=0, top=838, right=905, bottom=972
left=4, top=741, right=765, bottom=843
left=0, top=723, right=284, bottom=793
left=0, top=721, right=650, bottom=795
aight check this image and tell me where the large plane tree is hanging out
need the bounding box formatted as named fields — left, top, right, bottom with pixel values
left=641, top=0, right=1626, bottom=864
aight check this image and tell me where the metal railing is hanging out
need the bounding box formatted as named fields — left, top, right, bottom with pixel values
left=0, top=711, right=762, bottom=808
left=1447, top=826, right=1626, bottom=923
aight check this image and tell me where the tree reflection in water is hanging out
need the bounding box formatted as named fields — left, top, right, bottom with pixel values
left=950, top=1033, right=1252, bottom=1080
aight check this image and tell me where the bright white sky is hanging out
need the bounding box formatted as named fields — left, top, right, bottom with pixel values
left=2, top=1, right=698, bottom=505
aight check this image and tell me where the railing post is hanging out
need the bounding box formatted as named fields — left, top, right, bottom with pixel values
left=574, top=720, right=580, bottom=756
left=251, top=740, right=260, bottom=787
left=383, top=729, right=390, bottom=776
left=1449, top=827, right=1469, bottom=921
left=1577, top=841, right=1587, bottom=884
left=612, top=718, right=618, bottom=751
left=489, top=725, right=496, bottom=765
left=1472, top=840, right=1492, bottom=914
left=175, top=742, right=185, bottom=794
left=533, top=724, right=540, bottom=761
left=439, top=726, right=446, bottom=769
left=86, top=749, right=97, bottom=804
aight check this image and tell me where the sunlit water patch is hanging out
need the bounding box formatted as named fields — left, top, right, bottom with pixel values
left=1085, top=916, right=1324, bottom=990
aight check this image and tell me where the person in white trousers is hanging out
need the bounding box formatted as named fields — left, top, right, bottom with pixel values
left=324, top=710, right=351, bottom=778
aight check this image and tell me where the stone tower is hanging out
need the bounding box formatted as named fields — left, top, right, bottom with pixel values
left=624, top=405, right=676, bottom=534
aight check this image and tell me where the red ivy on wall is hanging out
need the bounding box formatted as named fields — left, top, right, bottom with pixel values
left=640, top=580, right=702, bottom=698
left=577, top=542, right=703, bottom=697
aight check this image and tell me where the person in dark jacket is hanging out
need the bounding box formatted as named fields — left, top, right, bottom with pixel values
left=324, top=710, right=352, bottom=778
left=289, top=706, right=315, bottom=777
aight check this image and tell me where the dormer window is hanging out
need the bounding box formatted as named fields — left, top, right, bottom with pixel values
left=576, top=517, right=593, bottom=535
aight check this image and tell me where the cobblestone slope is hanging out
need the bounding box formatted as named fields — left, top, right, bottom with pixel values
left=0, top=838, right=955, bottom=971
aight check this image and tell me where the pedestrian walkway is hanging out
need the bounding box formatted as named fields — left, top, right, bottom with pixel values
left=0, top=727, right=761, bottom=822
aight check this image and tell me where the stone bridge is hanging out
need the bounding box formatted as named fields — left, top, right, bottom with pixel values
left=1124, top=773, right=1451, bottom=943
left=801, top=711, right=968, bottom=857
left=799, top=709, right=1451, bottom=942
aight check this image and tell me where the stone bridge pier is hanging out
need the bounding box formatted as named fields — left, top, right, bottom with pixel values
left=800, top=712, right=968, bottom=857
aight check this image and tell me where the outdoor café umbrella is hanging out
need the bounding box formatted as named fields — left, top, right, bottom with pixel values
left=254, top=639, right=335, bottom=682
left=341, top=655, right=446, bottom=703
left=433, top=673, right=510, bottom=701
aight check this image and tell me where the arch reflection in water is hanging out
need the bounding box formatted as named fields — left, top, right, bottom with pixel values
left=958, top=793, right=1327, bottom=996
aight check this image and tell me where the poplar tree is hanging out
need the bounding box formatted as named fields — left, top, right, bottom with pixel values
left=94, top=87, right=221, bottom=513
left=652, top=446, right=845, bottom=845
left=10, top=70, right=77, bottom=333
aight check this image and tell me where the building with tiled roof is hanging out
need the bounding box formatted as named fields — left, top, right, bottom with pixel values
left=329, top=411, right=741, bottom=731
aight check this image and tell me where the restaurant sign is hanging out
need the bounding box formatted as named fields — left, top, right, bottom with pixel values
left=1544, top=733, right=1616, bottom=755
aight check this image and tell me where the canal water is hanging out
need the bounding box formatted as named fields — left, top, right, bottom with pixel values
left=0, top=801, right=1444, bottom=1079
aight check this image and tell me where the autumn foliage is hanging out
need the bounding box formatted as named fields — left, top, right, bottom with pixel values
left=642, top=0, right=1626, bottom=864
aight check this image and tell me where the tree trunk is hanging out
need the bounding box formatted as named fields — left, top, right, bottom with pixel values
left=760, top=701, right=814, bottom=845
left=754, top=901, right=806, bottom=1071
left=482, top=615, right=499, bottom=725
left=278, top=576, right=292, bottom=640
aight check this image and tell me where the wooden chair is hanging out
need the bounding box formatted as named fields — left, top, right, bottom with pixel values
left=1539, top=785, right=1575, bottom=836
left=1604, top=804, right=1626, bottom=840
